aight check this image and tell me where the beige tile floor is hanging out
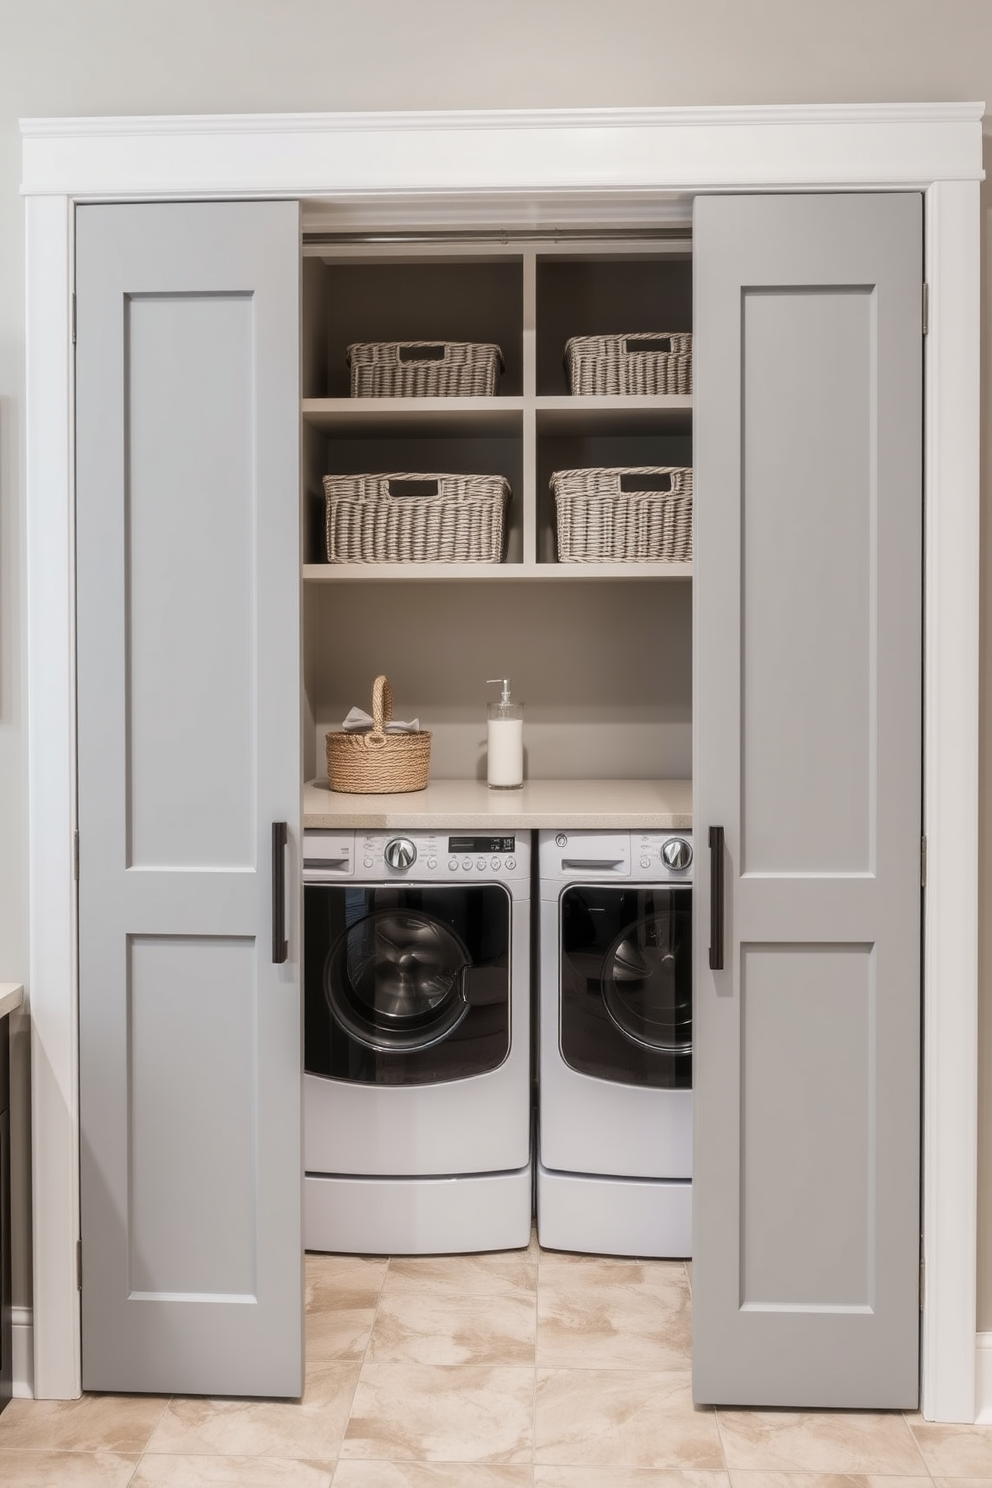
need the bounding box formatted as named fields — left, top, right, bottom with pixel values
left=1, top=1236, right=991, bottom=1485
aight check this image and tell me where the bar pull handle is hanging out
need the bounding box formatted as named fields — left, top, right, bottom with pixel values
left=272, top=821, right=288, bottom=964
left=708, top=825, right=725, bottom=971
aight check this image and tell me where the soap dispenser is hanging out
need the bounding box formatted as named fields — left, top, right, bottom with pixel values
left=486, top=678, right=524, bottom=789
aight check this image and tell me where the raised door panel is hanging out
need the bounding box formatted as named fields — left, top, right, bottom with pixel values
left=692, top=192, right=922, bottom=1408
left=76, top=201, right=302, bottom=1397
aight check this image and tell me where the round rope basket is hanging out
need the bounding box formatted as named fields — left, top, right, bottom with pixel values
left=325, top=675, right=431, bottom=794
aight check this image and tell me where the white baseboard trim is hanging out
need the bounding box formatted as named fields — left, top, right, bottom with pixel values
left=975, top=1332, right=992, bottom=1422
left=12, top=1306, right=33, bottom=1398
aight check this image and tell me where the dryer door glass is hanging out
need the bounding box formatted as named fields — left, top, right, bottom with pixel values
left=304, top=883, right=512, bottom=1086
left=560, top=885, right=692, bottom=1089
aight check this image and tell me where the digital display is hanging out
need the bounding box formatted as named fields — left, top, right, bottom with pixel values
left=448, top=835, right=516, bottom=854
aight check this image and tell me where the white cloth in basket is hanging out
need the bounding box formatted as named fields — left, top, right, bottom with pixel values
left=342, top=706, right=421, bottom=734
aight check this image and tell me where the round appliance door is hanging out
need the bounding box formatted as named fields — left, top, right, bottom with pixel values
left=602, top=910, right=692, bottom=1054
left=559, top=884, right=692, bottom=1089
left=326, top=908, right=471, bottom=1053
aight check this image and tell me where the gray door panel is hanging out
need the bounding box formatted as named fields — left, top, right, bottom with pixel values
left=692, top=193, right=922, bottom=1407
left=76, top=201, right=302, bottom=1396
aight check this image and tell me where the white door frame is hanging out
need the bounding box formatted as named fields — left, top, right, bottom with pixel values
left=20, top=103, right=984, bottom=1419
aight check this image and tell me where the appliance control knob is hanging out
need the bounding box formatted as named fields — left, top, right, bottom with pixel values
left=384, top=837, right=417, bottom=870
left=662, top=837, right=693, bottom=871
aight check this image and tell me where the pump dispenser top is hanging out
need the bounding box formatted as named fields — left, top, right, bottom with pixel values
left=488, top=678, right=513, bottom=715
left=486, top=678, right=523, bottom=789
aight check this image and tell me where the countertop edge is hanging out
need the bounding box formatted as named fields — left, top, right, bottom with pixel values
left=0, top=984, right=24, bottom=1021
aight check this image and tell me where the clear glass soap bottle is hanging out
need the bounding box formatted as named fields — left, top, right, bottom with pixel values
left=486, top=678, right=524, bottom=789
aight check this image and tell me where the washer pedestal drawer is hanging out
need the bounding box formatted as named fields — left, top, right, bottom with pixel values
left=537, top=1161, right=691, bottom=1258
left=304, top=1162, right=533, bottom=1255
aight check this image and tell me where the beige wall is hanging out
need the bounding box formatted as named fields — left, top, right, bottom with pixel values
left=2, top=0, right=991, bottom=1327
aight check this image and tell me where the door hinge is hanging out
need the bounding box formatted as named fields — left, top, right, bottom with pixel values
left=921, top=834, right=927, bottom=889
left=73, top=829, right=79, bottom=881
left=922, top=282, right=929, bottom=336
left=71, top=291, right=76, bottom=345
left=77, top=1239, right=82, bottom=1290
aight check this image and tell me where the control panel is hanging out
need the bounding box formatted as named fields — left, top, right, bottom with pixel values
left=303, top=829, right=530, bottom=882
left=539, top=829, right=693, bottom=884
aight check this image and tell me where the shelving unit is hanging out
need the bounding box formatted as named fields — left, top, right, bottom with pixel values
left=301, top=235, right=694, bottom=813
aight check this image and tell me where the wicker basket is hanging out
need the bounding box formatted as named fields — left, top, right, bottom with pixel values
left=565, top=332, right=692, bottom=396
left=552, top=466, right=693, bottom=563
left=347, top=341, right=504, bottom=398
left=326, top=676, right=432, bottom=794
left=323, top=472, right=511, bottom=564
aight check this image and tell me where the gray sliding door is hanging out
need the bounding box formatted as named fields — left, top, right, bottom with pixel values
left=692, top=193, right=922, bottom=1407
left=76, top=201, right=303, bottom=1396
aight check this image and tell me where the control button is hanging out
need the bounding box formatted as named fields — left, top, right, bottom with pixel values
left=448, top=858, right=458, bottom=871
left=640, top=857, right=650, bottom=870
left=363, top=857, right=374, bottom=869
left=506, top=856, right=516, bottom=870
left=476, top=858, right=486, bottom=871
left=491, top=857, right=501, bottom=871
left=427, top=858, right=437, bottom=870
left=462, top=859, right=473, bottom=871
left=555, top=833, right=567, bottom=847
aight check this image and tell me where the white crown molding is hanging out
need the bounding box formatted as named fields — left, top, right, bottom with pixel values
left=19, top=103, right=985, bottom=206
left=18, top=101, right=986, bottom=136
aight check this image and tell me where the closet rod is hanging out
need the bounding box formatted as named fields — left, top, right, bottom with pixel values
left=303, top=227, right=692, bottom=246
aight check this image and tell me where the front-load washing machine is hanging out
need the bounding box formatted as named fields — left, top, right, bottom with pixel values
left=303, top=827, right=531, bottom=1254
left=537, top=828, right=692, bottom=1257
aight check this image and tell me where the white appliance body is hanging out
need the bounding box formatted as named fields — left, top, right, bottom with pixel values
left=303, top=828, right=531, bottom=1253
left=538, top=828, right=692, bottom=1257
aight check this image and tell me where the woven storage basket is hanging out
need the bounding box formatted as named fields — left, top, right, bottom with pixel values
left=565, top=332, right=693, bottom=396
left=552, top=466, right=693, bottom=563
left=323, top=472, right=511, bottom=564
left=348, top=340, right=504, bottom=397
left=326, top=676, right=431, bottom=794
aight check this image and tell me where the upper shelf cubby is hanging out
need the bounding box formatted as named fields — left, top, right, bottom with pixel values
left=302, top=251, right=524, bottom=400
left=536, top=249, right=693, bottom=396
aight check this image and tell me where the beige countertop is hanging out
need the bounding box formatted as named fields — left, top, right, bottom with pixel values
left=304, top=777, right=691, bottom=830
left=0, top=984, right=24, bottom=1021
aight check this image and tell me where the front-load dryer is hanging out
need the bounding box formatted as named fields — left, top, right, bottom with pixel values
left=303, top=828, right=531, bottom=1254
left=537, top=828, right=692, bottom=1257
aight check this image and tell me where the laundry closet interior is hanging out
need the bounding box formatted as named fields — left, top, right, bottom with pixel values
left=299, top=230, right=697, bottom=1265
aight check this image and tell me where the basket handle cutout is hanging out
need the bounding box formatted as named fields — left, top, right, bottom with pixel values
left=398, top=344, right=446, bottom=362
left=625, top=336, right=672, bottom=354
left=386, top=479, right=440, bottom=499
left=620, top=471, right=673, bottom=494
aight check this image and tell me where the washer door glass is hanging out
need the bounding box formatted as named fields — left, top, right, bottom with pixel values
left=326, top=908, right=470, bottom=1052
left=560, top=884, right=691, bottom=1089
left=603, top=911, right=692, bottom=1053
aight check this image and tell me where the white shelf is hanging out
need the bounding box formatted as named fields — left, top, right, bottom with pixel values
left=303, top=560, right=691, bottom=582
left=302, top=396, right=523, bottom=436
left=304, top=777, right=691, bottom=830
left=302, top=393, right=691, bottom=438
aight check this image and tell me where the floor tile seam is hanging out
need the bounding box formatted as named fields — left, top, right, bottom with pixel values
left=896, top=1407, right=941, bottom=1480
left=709, top=1393, right=732, bottom=1475
left=0, top=1444, right=143, bottom=1456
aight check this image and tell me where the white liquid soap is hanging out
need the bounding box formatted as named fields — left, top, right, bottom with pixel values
left=486, top=678, right=524, bottom=789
